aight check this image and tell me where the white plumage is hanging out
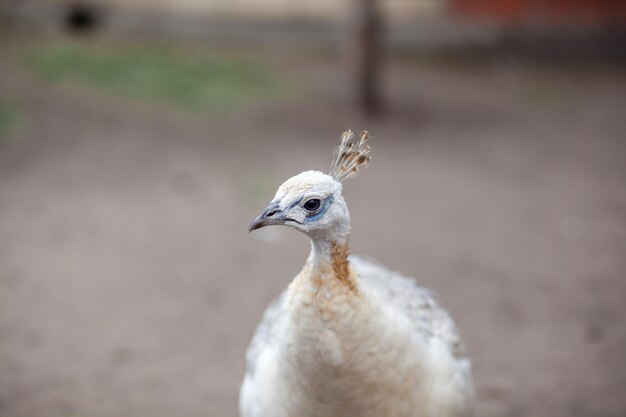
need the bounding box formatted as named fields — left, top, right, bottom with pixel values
left=241, top=131, right=473, bottom=417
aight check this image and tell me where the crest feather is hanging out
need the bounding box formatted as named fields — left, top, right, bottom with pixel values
left=328, top=129, right=372, bottom=182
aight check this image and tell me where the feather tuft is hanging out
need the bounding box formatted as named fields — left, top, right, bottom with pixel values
left=328, top=130, right=372, bottom=182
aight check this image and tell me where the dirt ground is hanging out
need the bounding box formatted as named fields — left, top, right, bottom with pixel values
left=1, top=33, right=625, bottom=417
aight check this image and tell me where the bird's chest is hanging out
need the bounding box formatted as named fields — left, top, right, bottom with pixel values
left=284, top=270, right=365, bottom=364
left=279, top=279, right=421, bottom=417
left=286, top=289, right=362, bottom=369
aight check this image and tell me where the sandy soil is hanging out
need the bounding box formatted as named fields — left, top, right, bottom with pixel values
left=1, top=35, right=625, bottom=417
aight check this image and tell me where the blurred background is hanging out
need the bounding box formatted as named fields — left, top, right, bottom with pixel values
left=1, top=0, right=625, bottom=416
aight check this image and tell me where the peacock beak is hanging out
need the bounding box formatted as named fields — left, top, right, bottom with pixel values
left=248, top=203, right=286, bottom=232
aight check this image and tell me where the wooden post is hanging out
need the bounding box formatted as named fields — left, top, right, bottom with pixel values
left=350, top=0, right=383, bottom=115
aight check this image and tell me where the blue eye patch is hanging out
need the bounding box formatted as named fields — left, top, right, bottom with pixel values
left=304, top=194, right=334, bottom=223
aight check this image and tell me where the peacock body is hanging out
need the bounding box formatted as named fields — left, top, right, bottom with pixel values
left=241, top=131, right=473, bottom=417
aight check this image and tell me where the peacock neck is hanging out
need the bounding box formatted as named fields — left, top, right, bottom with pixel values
left=307, top=232, right=356, bottom=292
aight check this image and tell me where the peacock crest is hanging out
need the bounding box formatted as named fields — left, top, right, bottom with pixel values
left=328, top=129, right=372, bottom=182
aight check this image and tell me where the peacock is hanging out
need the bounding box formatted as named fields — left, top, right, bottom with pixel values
left=241, top=130, right=474, bottom=417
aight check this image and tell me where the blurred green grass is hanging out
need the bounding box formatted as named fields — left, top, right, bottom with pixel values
left=0, top=98, right=20, bottom=143
left=20, top=42, right=292, bottom=112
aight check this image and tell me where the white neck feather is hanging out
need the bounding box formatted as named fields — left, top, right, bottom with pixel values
left=307, top=226, right=350, bottom=273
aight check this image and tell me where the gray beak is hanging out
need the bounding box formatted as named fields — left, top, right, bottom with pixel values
left=248, top=203, right=285, bottom=232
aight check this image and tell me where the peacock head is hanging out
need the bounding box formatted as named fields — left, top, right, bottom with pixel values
left=249, top=130, right=371, bottom=240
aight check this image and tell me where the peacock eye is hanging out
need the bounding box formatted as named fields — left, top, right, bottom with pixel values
left=302, top=198, right=322, bottom=213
